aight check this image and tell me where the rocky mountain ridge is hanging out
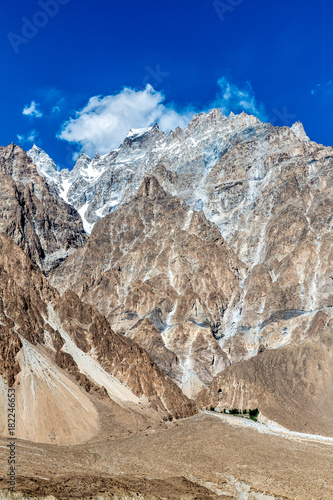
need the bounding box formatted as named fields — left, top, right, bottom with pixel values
left=0, top=144, right=87, bottom=271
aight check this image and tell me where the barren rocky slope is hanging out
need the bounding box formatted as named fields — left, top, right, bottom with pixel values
left=0, top=144, right=87, bottom=271
left=197, top=324, right=333, bottom=436
left=0, top=234, right=196, bottom=444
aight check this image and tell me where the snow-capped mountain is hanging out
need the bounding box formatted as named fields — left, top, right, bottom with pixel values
left=28, top=111, right=263, bottom=234
left=28, top=144, right=62, bottom=187
left=28, top=111, right=312, bottom=241
left=28, top=110, right=333, bottom=401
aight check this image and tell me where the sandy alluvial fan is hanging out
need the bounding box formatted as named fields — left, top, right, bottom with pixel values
left=0, top=110, right=332, bottom=498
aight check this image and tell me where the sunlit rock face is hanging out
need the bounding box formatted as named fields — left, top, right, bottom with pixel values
left=34, top=110, right=332, bottom=398
left=49, top=175, right=246, bottom=397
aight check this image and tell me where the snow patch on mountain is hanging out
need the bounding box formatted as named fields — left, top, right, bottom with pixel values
left=27, top=144, right=62, bottom=185
left=78, top=202, right=94, bottom=233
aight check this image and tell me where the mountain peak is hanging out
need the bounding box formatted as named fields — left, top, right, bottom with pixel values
left=291, top=121, right=310, bottom=142
left=127, top=126, right=153, bottom=139
left=27, top=144, right=61, bottom=181
left=136, top=174, right=167, bottom=201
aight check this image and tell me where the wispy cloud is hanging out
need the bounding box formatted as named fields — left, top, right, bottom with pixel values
left=310, top=80, right=333, bottom=95
left=58, top=77, right=266, bottom=157
left=212, top=77, right=267, bottom=120
left=17, top=129, right=39, bottom=145
left=50, top=96, right=65, bottom=115
left=22, top=101, right=43, bottom=118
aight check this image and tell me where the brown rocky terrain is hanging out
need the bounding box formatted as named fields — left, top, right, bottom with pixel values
left=0, top=234, right=196, bottom=445
left=0, top=144, right=87, bottom=271
left=197, top=326, right=333, bottom=436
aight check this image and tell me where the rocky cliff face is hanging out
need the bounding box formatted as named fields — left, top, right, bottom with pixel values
left=0, top=144, right=87, bottom=271
left=50, top=175, right=247, bottom=396
left=205, top=120, right=333, bottom=367
left=43, top=111, right=332, bottom=400
left=0, top=234, right=197, bottom=444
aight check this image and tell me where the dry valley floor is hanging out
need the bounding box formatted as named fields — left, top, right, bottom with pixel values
left=0, top=407, right=332, bottom=499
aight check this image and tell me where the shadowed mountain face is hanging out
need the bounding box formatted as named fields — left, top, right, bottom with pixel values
left=0, top=144, right=87, bottom=271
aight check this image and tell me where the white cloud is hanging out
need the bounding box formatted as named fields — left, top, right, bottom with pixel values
left=58, top=85, right=192, bottom=156
left=17, top=130, right=39, bottom=145
left=212, top=77, right=267, bottom=120
left=22, top=101, right=43, bottom=118
left=58, top=78, right=266, bottom=157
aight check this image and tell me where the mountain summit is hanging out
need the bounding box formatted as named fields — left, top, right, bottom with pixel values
left=43, top=110, right=332, bottom=407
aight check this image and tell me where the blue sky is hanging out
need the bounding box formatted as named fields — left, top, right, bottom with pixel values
left=1, top=0, right=333, bottom=168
